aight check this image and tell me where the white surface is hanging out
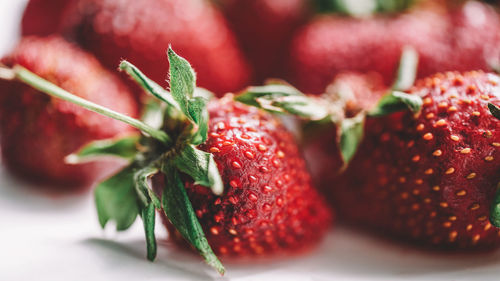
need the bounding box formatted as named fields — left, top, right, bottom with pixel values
left=1, top=1, right=500, bottom=280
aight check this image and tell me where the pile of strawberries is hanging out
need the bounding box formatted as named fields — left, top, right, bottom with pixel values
left=0, top=0, right=499, bottom=275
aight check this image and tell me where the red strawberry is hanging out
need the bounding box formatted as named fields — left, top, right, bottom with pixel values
left=1, top=46, right=331, bottom=273
left=21, top=0, right=75, bottom=36
left=0, top=36, right=138, bottom=187
left=289, top=1, right=500, bottom=95
left=59, top=0, right=251, bottom=96
left=218, top=0, right=310, bottom=82
left=330, top=71, right=500, bottom=249
left=158, top=95, right=332, bottom=257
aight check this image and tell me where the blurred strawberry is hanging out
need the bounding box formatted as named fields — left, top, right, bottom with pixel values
left=59, top=0, right=251, bottom=96
left=289, top=3, right=450, bottom=94
left=21, top=0, right=74, bottom=36
left=218, top=0, right=310, bottom=82
left=289, top=1, right=500, bottom=95
left=0, top=36, right=138, bottom=187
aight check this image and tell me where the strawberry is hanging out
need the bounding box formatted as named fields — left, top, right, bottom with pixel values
left=238, top=69, right=500, bottom=249
left=217, top=0, right=310, bottom=82
left=0, top=47, right=331, bottom=274
left=21, top=0, right=75, bottom=36
left=289, top=1, right=500, bottom=95
left=158, top=95, right=331, bottom=257
left=0, top=36, right=139, bottom=187
left=59, top=0, right=251, bottom=96
left=330, top=71, right=500, bottom=249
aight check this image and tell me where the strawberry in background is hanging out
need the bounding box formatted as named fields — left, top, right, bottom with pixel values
left=217, top=0, right=311, bottom=83
left=58, top=0, right=251, bottom=96
left=289, top=0, right=500, bottom=95
left=21, top=0, right=75, bottom=36
left=0, top=36, right=138, bottom=188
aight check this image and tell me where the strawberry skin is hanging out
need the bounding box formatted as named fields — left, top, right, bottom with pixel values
left=219, top=0, right=310, bottom=83
left=0, top=36, right=138, bottom=187
left=330, top=71, right=500, bottom=249
left=157, top=96, right=332, bottom=256
left=59, top=0, right=251, bottom=96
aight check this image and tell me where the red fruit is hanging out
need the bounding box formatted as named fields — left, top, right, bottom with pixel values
left=59, top=0, right=251, bottom=96
left=157, top=96, right=332, bottom=257
left=219, top=0, right=310, bottom=82
left=21, top=0, right=75, bottom=36
left=330, top=71, right=500, bottom=249
left=0, top=36, right=139, bottom=187
left=289, top=1, right=500, bottom=95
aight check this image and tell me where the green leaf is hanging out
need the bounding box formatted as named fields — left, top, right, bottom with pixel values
left=65, top=135, right=140, bottom=164
left=235, top=85, right=330, bottom=121
left=119, top=60, right=179, bottom=110
left=167, top=47, right=196, bottom=117
left=161, top=166, right=225, bottom=275
left=141, top=203, right=157, bottom=261
left=167, top=47, right=210, bottom=143
left=315, top=0, right=377, bottom=17
left=134, top=166, right=161, bottom=209
left=187, top=96, right=209, bottom=145
left=392, top=46, right=419, bottom=91
left=173, top=145, right=223, bottom=195
left=368, top=91, right=422, bottom=117
left=141, top=98, right=165, bottom=129
left=488, top=103, right=500, bottom=120
left=489, top=182, right=500, bottom=227
left=95, top=166, right=139, bottom=231
left=339, top=114, right=365, bottom=166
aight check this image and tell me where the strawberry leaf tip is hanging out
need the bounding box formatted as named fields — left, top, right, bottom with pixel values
left=339, top=114, right=365, bottom=167
left=173, top=145, right=224, bottom=195
left=368, top=91, right=423, bottom=117
left=95, top=166, right=140, bottom=231
left=235, top=84, right=331, bottom=121
left=488, top=103, right=500, bottom=120
left=65, top=135, right=140, bottom=164
left=161, top=165, right=225, bottom=275
left=490, top=182, right=500, bottom=228
left=392, top=46, right=418, bottom=92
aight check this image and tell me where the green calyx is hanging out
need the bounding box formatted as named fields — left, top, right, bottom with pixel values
left=314, top=0, right=417, bottom=17
left=1, top=47, right=224, bottom=274
left=236, top=47, right=420, bottom=169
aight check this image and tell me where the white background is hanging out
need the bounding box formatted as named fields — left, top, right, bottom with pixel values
left=1, top=1, right=500, bottom=280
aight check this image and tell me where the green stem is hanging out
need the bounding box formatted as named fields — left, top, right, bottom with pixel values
left=7, top=65, right=172, bottom=145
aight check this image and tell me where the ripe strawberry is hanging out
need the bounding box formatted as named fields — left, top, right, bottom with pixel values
left=330, top=71, right=500, bottom=249
left=289, top=1, right=500, bottom=95
left=218, top=0, right=310, bottom=82
left=158, top=95, right=332, bottom=257
left=1, top=47, right=331, bottom=274
left=21, top=0, right=75, bottom=36
left=0, top=36, right=138, bottom=187
left=236, top=48, right=500, bottom=249
left=59, top=0, right=251, bottom=96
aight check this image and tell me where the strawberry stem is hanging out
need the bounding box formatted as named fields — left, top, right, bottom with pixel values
left=4, top=65, right=172, bottom=145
